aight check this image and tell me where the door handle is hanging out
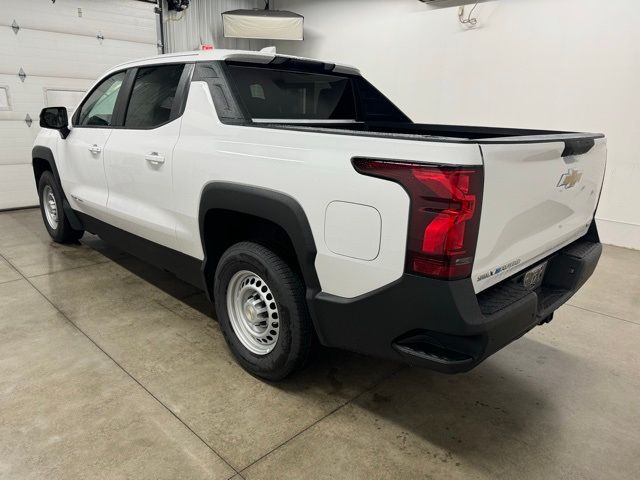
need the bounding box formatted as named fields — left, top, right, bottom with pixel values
left=145, top=152, right=166, bottom=166
left=88, top=144, right=102, bottom=154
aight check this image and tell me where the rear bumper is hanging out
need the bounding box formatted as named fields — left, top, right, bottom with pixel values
left=311, top=233, right=602, bottom=374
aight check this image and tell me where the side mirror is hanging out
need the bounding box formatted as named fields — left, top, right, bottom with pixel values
left=40, top=107, right=70, bottom=139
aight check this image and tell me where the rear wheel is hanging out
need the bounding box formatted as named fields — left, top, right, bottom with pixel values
left=38, top=171, right=84, bottom=243
left=214, top=242, right=313, bottom=380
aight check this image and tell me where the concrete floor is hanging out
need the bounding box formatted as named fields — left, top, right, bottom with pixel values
left=0, top=208, right=638, bottom=480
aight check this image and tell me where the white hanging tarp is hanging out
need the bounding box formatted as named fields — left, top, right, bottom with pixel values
left=222, top=9, right=304, bottom=41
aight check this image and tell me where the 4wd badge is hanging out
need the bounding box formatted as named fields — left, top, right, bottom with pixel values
left=557, top=168, right=583, bottom=189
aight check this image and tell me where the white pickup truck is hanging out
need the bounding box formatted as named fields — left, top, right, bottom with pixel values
left=33, top=49, right=606, bottom=380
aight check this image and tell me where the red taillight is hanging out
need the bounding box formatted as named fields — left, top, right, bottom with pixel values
left=353, top=159, right=484, bottom=280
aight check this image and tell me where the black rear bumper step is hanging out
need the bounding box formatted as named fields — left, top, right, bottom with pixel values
left=393, top=343, right=475, bottom=370
left=312, top=228, right=602, bottom=374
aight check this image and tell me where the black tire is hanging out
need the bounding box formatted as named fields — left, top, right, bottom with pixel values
left=214, top=241, right=314, bottom=381
left=38, top=171, right=84, bottom=243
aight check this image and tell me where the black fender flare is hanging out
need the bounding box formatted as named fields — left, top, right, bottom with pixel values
left=198, top=182, right=323, bottom=331
left=32, top=145, right=62, bottom=186
left=31, top=145, right=83, bottom=230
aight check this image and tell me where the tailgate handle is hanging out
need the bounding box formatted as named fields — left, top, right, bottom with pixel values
left=562, top=138, right=595, bottom=157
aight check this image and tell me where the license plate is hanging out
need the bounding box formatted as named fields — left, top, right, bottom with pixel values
left=522, top=262, right=547, bottom=290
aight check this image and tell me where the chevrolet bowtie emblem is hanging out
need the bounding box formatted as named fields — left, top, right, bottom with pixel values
left=557, top=168, right=583, bottom=189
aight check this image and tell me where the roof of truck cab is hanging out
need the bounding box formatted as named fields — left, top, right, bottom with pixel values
left=108, top=49, right=361, bottom=76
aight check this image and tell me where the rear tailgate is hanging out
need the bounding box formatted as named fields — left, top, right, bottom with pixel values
left=473, top=134, right=606, bottom=293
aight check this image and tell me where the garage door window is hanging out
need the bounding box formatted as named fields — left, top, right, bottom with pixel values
left=76, top=72, right=126, bottom=127
left=0, top=86, right=10, bottom=111
left=124, top=64, right=185, bottom=128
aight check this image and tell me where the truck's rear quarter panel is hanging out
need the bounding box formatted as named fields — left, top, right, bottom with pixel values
left=174, top=81, right=484, bottom=298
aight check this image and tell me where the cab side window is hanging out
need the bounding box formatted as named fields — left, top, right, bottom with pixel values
left=76, top=72, right=126, bottom=127
left=124, top=64, right=185, bottom=129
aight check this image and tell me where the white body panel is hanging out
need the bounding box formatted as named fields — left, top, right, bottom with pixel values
left=473, top=139, right=607, bottom=292
left=58, top=127, right=112, bottom=220
left=104, top=120, right=181, bottom=249
left=0, top=0, right=157, bottom=209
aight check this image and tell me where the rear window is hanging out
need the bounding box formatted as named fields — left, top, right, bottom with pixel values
left=225, top=63, right=409, bottom=123
left=227, top=65, right=356, bottom=121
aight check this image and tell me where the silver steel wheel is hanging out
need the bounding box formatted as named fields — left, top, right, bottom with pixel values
left=42, top=185, right=59, bottom=230
left=226, top=270, right=281, bottom=355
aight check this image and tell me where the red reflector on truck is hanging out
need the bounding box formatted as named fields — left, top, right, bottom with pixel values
left=353, top=159, right=484, bottom=280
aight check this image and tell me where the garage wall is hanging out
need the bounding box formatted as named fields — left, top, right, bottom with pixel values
left=0, top=0, right=158, bottom=210
left=274, top=0, right=640, bottom=250
left=162, top=0, right=269, bottom=53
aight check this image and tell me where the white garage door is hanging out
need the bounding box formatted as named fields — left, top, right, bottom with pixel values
left=0, top=0, right=158, bottom=210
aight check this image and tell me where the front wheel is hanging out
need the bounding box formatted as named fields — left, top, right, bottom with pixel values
left=214, top=242, right=314, bottom=380
left=38, top=171, right=84, bottom=243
